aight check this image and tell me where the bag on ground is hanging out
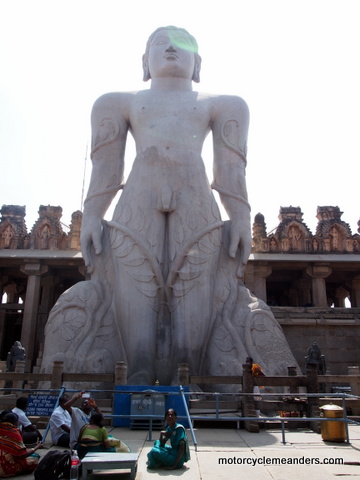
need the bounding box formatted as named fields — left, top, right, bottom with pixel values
left=33, top=449, right=71, bottom=479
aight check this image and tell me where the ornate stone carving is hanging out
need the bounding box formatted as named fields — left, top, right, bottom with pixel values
left=252, top=206, right=360, bottom=254
left=67, top=210, right=82, bottom=250
left=30, top=206, right=66, bottom=250
left=315, top=206, right=353, bottom=253
left=0, top=205, right=28, bottom=249
left=0, top=205, right=84, bottom=251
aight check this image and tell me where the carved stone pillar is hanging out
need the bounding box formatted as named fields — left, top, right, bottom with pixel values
left=306, top=264, right=332, bottom=307
left=0, top=275, right=5, bottom=302
left=252, top=263, right=272, bottom=303
left=244, top=263, right=254, bottom=293
left=37, top=274, right=56, bottom=348
left=0, top=309, right=5, bottom=360
left=297, top=278, right=312, bottom=306
left=177, top=363, right=189, bottom=386
left=51, top=361, right=64, bottom=389
left=350, top=277, right=360, bottom=307
left=20, top=263, right=48, bottom=370
left=115, top=361, right=128, bottom=385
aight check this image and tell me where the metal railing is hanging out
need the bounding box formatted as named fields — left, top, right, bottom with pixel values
left=1, top=386, right=360, bottom=449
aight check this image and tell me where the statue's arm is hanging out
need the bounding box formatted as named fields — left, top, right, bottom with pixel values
left=211, top=95, right=251, bottom=278
left=81, top=92, right=129, bottom=272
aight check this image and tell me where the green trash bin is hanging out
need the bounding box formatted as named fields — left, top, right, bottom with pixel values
left=320, top=404, right=346, bottom=442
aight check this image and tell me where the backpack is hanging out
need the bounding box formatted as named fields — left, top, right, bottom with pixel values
left=34, top=449, right=71, bottom=480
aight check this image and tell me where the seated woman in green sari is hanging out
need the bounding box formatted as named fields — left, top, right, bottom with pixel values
left=147, top=408, right=190, bottom=470
left=76, top=412, right=115, bottom=459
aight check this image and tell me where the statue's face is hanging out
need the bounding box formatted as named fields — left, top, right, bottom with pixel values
left=147, top=28, right=196, bottom=80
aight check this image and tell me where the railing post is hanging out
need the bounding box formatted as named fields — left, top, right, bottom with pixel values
left=51, top=361, right=64, bottom=390
left=347, top=366, right=360, bottom=416
left=242, top=363, right=259, bottom=432
left=115, top=362, right=128, bottom=385
left=306, top=363, right=320, bottom=433
left=179, top=385, right=197, bottom=451
left=348, top=365, right=360, bottom=396
left=177, top=363, right=189, bottom=386
left=288, top=366, right=298, bottom=394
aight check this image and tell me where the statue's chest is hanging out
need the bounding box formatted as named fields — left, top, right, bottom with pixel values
left=130, top=96, right=210, bottom=132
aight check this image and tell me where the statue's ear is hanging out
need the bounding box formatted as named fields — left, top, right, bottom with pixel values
left=192, top=54, right=202, bottom=83
left=142, top=54, right=151, bottom=82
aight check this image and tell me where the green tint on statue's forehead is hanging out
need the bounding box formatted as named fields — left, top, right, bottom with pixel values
left=147, top=27, right=198, bottom=54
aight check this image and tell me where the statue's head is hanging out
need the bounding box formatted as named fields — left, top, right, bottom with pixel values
left=143, top=26, right=202, bottom=83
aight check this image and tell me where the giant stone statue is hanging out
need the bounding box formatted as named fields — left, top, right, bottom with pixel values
left=41, top=26, right=298, bottom=384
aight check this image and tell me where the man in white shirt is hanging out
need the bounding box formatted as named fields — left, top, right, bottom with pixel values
left=12, top=396, right=42, bottom=445
left=49, top=394, right=72, bottom=447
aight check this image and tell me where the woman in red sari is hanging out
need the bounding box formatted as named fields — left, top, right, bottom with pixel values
left=0, top=412, right=42, bottom=477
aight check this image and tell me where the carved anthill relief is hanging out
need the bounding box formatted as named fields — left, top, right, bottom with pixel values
left=42, top=224, right=122, bottom=373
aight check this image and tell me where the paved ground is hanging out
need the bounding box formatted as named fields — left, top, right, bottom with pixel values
left=19, top=422, right=360, bottom=479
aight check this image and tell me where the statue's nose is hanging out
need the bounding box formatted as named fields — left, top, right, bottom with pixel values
left=166, top=44, right=176, bottom=52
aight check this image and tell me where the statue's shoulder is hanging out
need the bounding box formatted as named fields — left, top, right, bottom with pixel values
left=210, top=93, right=249, bottom=115
left=92, top=91, right=138, bottom=109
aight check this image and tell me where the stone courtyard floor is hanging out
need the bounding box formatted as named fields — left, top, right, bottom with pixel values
left=17, top=423, right=360, bottom=479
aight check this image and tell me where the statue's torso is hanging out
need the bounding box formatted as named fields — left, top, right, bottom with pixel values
left=111, top=90, right=217, bottom=210
left=111, top=90, right=221, bottom=267
left=128, top=90, right=213, bottom=160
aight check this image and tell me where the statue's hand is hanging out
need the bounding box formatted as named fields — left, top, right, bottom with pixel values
left=228, top=219, right=252, bottom=279
left=80, top=216, right=103, bottom=273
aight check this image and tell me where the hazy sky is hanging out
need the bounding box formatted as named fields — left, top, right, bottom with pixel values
left=1, top=0, right=359, bottom=235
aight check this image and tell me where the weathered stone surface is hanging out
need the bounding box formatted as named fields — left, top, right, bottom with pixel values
left=40, top=26, right=298, bottom=383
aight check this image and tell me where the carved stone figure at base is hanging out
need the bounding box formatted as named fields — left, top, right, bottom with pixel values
left=7, top=341, right=26, bottom=372
left=41, top=26, right=298, bottom=383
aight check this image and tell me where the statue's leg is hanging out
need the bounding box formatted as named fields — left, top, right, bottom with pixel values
left=108, top=209, right=166, bottom=385
left=166, top=209, right=223, bottom=378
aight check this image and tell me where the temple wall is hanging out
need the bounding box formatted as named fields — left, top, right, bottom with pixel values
left=1, top=203, right=359, bottom=372
left=275, top=307, right=360, bottom=375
